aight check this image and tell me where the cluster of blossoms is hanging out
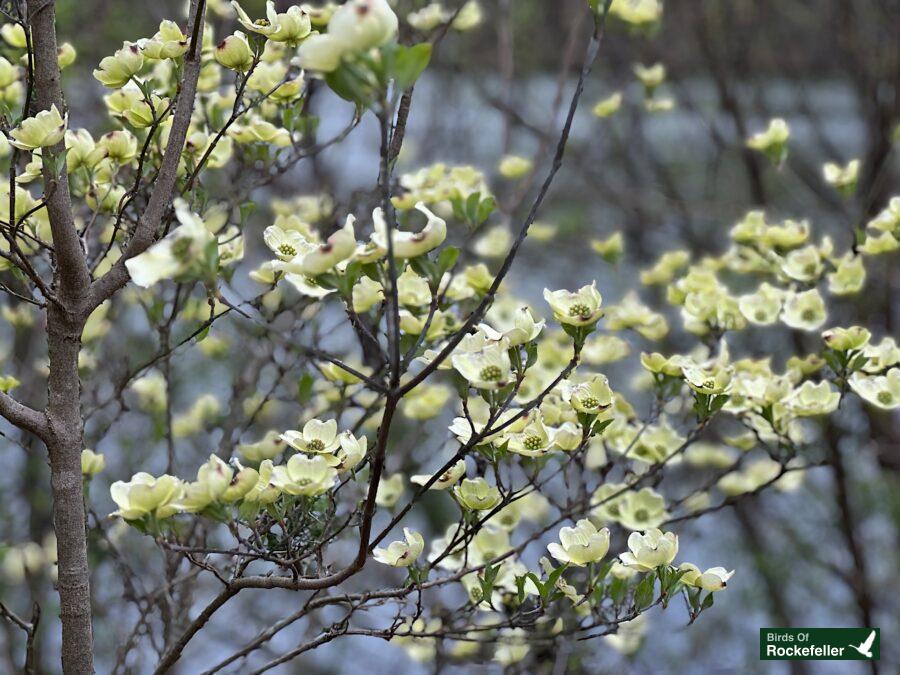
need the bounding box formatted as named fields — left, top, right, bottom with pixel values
left=2, top=0, right=892, bottom=668
left=109, top=418, right=369, bottom=527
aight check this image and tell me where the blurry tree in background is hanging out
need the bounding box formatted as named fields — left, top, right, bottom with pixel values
left=0, top=0, right=898, bottom=673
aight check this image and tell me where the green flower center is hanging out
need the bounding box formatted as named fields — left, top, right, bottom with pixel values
left=569, top=303, right=591, bottom=318
left=306, top=439, right=325, bottom=452
left=581, top=396, right=599, bottom=409
left=755, top=310, right=767, bottom=322
left=479, top=365, right=503, bottom=381
left=634, top=508, right=649, bottom=522
left=523, top=435, right=544, bottom=451
left=801, top=309, right=816, bottom=322
left=876, top=391, right=893, bottom=405
left=172, top=238, right=192, bottom=258
left=254, top=19, right=270, bottom=27
left=278, top=243, right=297, bottom=257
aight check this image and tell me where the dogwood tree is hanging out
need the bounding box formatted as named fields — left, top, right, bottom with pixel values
left=0, top=0, right=896, bottom=672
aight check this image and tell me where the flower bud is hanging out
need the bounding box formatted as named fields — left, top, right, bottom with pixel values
left=215, top=31, right=254, bottom=72
left=93, top=42, right=143, bottom=89
left=9, top=104, right=67, bottom=150
left=328, top=0, right=398, bottom=51
left=81, top=449, right=106, bottom=477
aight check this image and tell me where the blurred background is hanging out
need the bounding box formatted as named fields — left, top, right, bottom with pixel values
left=1, top=0, right=898, bottom=672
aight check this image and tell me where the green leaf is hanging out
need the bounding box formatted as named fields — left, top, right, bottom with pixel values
left=524, top=572, right=544, bottom=599
left=325, top=65, right=372, bottom=106
left=634, top=573, right=655, bottom=610
left=822, top=350, right=842, bottom=374
left=591, top=418, right=614, bottom=437
left=297, top=373, right=315, bottom=403
left=515, top=574, right=529, bottom=604
left=479, top=563, right=499, bottom=603
left=709, top=394, right=730, bottom=414
left=546, top=562, right=568, bottom=591
left=409, top=256, right=437, bottom=284
left=437, top=246, right=460, bottom=275
left=43, top=148, right=70, bottom=180
left=475, top=195, right=497, bottom=224
left=391, top=43, right=432, bottom=90
left=592, top=560, right=614, bottom=585
left=609, top=576, right=628, bottom=605
left=238, top=201, right=256, bottom=226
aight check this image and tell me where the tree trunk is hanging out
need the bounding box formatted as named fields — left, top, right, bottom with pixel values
left=45, top=307, right=93, bottom=674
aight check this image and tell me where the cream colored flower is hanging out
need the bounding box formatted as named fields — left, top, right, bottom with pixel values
left=375, top=473, right=404, bottom=507
left=543, top=282, right=603, bottom=327
left=822, top=326, right=870, bottom=352
left=9, top=104, right=67, bottom=150
left=547, top=519, right=610, bottom=566
left=781, top=289, right=826, bottom=331
left=507, top=412, right=555, bottom=457
left=81, top=449, right=106, bottom=477
left=352, top=275, right=383, bottom=312
left=619, top=528, right=678, bottom=571
left=746, top=118, right=789, bottom=164
left=281, top=418, right=341, bottom=454
left=321, top=431, right=368, bottom=472
left=678, top=563, right=734, bottom=591
left=823, top=159, right=859, bottom=195
left=139, top=20, right=189, bottom=59
left=295, top=34, right=346, bottom=72
left=328, top=0, right=398, bottom=51
left=177, top=455, right=234, bottom=513
left=278, top=216, right=356, bottom=276
left=609, top=0, right=663, bottom=27
left=411, top=459, right=466, bottom=490
left=242, top=460, right=281, bottom=504
left=451, top=341, right=512, bottom=390
left=615, top=488, right=668, bottom=531
left=232, top=1, right=313, bottom=46
left=827, top=254, right=866, bottom=295
left=454, top=477, right=501, bottom=510
left=373, top=528, right=424, bottom=566
left=238, top=431, right=285, bottom=462
left=849, top=370, right=900, bottom=410
left=401, top=383, right=451, bottom=420
left=124, top=202, right=216, bottom=287
left=270, top=454, right=337, bottom=496
left=738, top=283, right=784, bottom=325
left=110, top=473, right=183, bottom=520
left=481, top=306, right=544, bottom=346
left=215, top=32, right=254, bottom=72
left=263, top=224, right=311, bottom=261
left=784, top=380, right=840, bottom=416
left=371, top=203, right=446, bottom=259
left=498, top=154, right=532, bottom=179
left=592, top=92, right=622, bottom=118
left=633, top=62, right=665, bottom=90
left=93, top=42, right=143, bottom=88
left=563, top=374, right=613, bottom=414
left=681, top=360, right=733, bottom=395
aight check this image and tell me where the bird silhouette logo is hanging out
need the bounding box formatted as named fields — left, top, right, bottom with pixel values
left=849, top=630, right=876, bottom=659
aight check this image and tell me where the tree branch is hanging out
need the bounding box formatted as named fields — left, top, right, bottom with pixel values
left=0, top=391, right=47, bottom=440
left=89, top=0, right=208, bottom=308
left=27, top=0, right=91, bottom=306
